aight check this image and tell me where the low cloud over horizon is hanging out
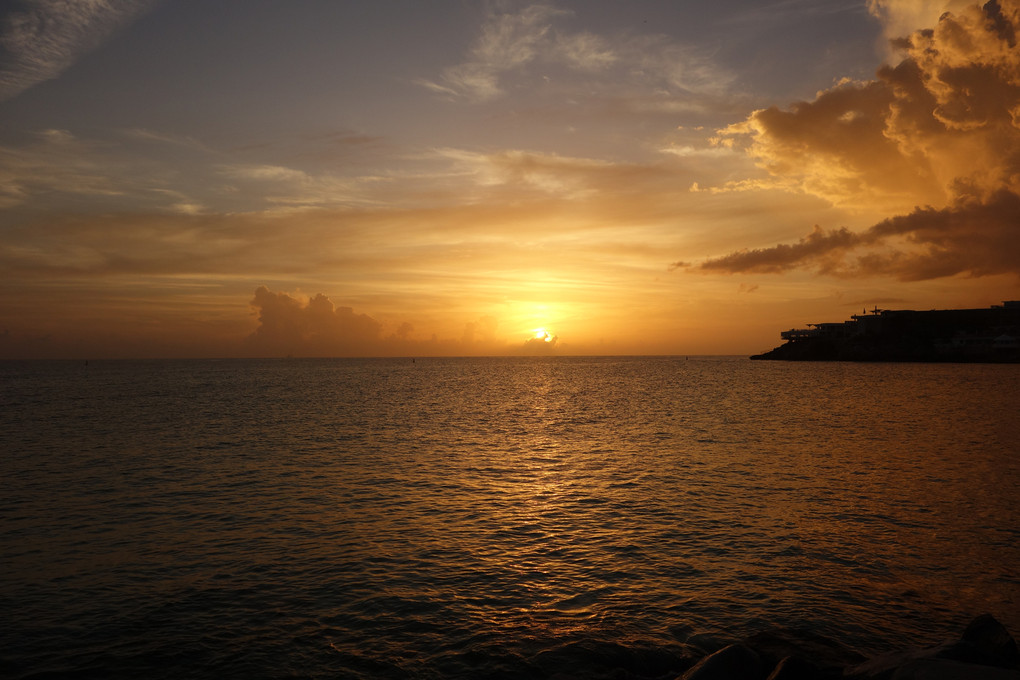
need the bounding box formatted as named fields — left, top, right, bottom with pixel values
left=247, top=286, right=561, bottom=358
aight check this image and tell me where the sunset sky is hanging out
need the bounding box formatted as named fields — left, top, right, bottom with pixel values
left=2, top=0, right=1018, bottom=358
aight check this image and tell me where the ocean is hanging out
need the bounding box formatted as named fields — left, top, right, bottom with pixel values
left=2, top=356, right=1018, bottom=679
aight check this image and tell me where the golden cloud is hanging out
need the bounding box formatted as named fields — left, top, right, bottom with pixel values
left=702, top=0, right=1020, bottom=281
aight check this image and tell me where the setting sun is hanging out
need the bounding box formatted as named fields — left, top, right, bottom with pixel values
left=533, top=328, right=555, bottom=343
left=4, top=2, right=1020, bottom=679
left=0, top=0, right=1016, bottom=362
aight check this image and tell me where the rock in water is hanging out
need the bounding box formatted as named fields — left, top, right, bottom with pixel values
left=961, top=614, right=1020, bottom=669
left=846, top=614, right=1020, bottom=679
left=745, top=627, right=865, bottom=671
left=766, top=655, right=824, bottom=680
left=891, top=658, right=1020, bottom=679
left=681, top=643, right=762, bottom=680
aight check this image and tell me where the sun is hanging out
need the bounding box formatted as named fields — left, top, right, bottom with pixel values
left=533, top=328, right=554, bottom=342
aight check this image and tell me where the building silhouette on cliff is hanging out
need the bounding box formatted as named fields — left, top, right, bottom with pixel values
left=753, top=301, right=1020, bottom=362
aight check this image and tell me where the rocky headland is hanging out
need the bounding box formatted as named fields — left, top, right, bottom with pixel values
left=751, top=302, right=1020, bottom=363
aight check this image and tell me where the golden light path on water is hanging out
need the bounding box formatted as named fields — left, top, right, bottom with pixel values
left=2, top=357, right=1018, bottom=678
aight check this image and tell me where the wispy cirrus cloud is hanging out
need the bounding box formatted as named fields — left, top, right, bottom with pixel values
left=216, top=163, right=394, bottom=210
left=0, top=127, right=217, bottom=213
left=0, top=0, right=160, bottom=101
left=419, top=2, right=733, bottom=102
left=122, top=127, right=210, bottom=151
left=0, top=128, right=122, bottom=207
left=553, top=31, right=617, bottom=71
left=418, top=4, right=566, bottom=101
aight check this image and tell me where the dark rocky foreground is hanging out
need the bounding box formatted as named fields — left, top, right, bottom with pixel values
left=521, top=614, right=1019, bottom=680
left=2, top=614, right=1016, bottom=679
left=671, top=614, right=1019, bottom=680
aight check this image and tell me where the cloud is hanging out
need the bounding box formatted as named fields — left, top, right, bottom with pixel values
left=0, top=0, right=160, bottom=101
left=714, top=76, right=948, bottom=212
left=520, top=332, right=559, bottom=354
left=246, top=286, right=580, bottom=357
left=867, top=0, right=972, bottom=49
left=699, top=189, right=1020, bottom=280
left=661, top=145, right=738, bottom=159
left=0, top=128, right=122, bottom=207
left=717, top=0, right=1020, bottom=209
left=0, top=127, right=225, bottom=214
left=122, top=128, right=210, bottom=150
left=863, top=188, right=1020, bottom=279
left=0, top=125, right=400, bottom=215
left=701, top=0, right=1020, bottom=281
left=216, top=162, right=391, bottom=209
left=553, top=31, right=617, bottom=71
left=247, top=286, right=384, bottom=357
left=247, top=287, right=524, bottom=358
left=433, top=146, right=701, bottom=206
left=461, top=315, right=499, bottom=346
left=437, top=148, right=620, bottom=198
left=419, top=3, right=565, bottom=101
left=698, top=225, right=865, bottom=274
left=419, top=2, right=732, bottom=102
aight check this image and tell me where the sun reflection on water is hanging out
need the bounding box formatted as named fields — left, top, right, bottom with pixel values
left=5, top=358, right=1020, bottom=677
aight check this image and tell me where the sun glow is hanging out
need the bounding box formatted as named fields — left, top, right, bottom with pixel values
left=533, top=328, right=555, bottom=342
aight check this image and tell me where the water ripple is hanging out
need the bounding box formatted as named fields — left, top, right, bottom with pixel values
left=1, top=357, right=1018, bottom=678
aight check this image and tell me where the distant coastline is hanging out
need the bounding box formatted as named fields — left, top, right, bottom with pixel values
left=752, top=301, right=1020, bottom=362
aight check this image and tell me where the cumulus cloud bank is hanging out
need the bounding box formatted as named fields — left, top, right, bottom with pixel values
left=247, top=286, right=385, bottom=357
left=0, top=0, right=160, bottom=101
left=700, top=0, right=1020, bottom=281
left=867, top=0, right=973, bottom=47
left=247, top=287, right=558, bottom=357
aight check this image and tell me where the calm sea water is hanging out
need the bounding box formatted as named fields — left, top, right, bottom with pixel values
left=2, top=356, right=1018, bottom=679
